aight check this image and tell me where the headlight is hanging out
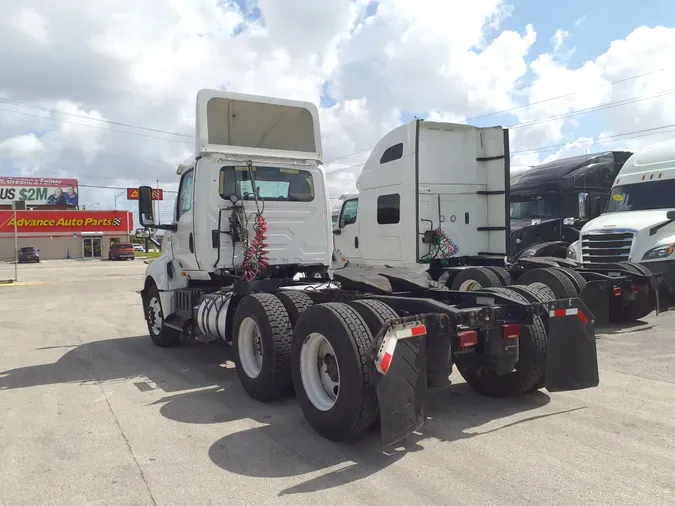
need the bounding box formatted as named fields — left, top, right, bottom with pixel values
left=567, top=245, right=577, bottom=260
left=642, top=243, right=675, bottom=260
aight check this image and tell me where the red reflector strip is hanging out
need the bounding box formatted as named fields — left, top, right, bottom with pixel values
left=502, top=324, right=520, bottom=339
left=458, top=330, right=478, bottom=348
left=613, top=287, right=623, bottom=296
left=549, top=308, right=579, bottom=318
left=411, top=325, right=427, bottom=336
left=378, top=336, right=398, bottom=375
left=548, top=307, right=590, bottom=324
left=394, top=324, right=427, bottom=339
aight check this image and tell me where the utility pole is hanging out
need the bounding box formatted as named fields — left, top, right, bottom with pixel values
left=12, top=201, right=21, bottom=281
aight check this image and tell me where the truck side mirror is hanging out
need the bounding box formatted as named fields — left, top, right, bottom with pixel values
left=578, top=192, right=589, bottom=220
left=667, top=210, right=675, bottom=221
left=138, top=186, right=155, bottom=227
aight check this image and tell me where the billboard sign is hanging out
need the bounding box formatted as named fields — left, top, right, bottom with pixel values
left=0, top=177, right=79, bottom=206
left=126, top=188, right=163, bottom=200
left=0, top=210, right=133, bottom=234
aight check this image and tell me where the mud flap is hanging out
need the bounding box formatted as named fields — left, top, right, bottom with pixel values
left=578, top=280, right=609, bottom=327
left=376, top=334, right=427, bottom=448
left=544, top=298, right=599, bottom=392
left=652, top=273, right=670, bottom=315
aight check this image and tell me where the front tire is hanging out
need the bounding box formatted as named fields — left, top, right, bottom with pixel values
left=144, top=284, right=181, bottom=347
left=291, top=303, right=378, bottom=442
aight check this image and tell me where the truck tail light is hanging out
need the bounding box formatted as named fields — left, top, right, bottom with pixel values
left=613, top=287, right=623, bottom=296
left=502, top=324, right=520, bottom=339
left=631, top=285, right=640, bottom=294
left=458, top=330, right=478, bottom=348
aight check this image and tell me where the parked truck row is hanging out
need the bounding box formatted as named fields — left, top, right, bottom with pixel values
left=137, top=90, right=601, bottom=447
left=331, top=137, right=671, bottom=326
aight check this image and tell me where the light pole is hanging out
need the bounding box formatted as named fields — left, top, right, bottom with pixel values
left=114, top=190, right=126, bottom=211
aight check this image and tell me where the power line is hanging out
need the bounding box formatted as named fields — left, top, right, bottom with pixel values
left=322, top=66, right=672, bottom=165
left=327, top=121, right=675, bottom=176
left=511, top=122, right=675, bottom=156
left=78, top=183, right=177, bottom=193
left=509, top=87, right=675, bottom=130
left=0, top=107, right=193, bottom=144
left=2, top=65, right=668, bottom=163
left=0, top=98, right=192, bottom=138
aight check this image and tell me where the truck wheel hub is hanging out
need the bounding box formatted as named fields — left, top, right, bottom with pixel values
left=300, top=333, right=340, bottom=411
left=238, top=317, right=264, bottom=379
left=147, top=297, right=163, bottom=335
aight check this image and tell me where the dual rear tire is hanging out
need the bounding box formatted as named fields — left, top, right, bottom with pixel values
left=231, top=291, right=394, bottom=441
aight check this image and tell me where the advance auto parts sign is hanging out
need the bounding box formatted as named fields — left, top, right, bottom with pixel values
left=0, top=211, right=132, bottom=233
left=0, top=177, right=79, bottom=206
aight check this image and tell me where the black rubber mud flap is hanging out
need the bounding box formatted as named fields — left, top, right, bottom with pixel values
left=545, top=297, right=599, bottom=392
left=578, top=280, right=609, bottom=327
left=376, top=335, right=427, bottom=448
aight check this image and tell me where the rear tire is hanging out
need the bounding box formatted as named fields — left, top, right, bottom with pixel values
left=455, top=287, right=547, bottom=396
left=516, top=267, right=579, bottom=300
left=144, top=284, right=181, bottom=348
left=291, top=303, right=378, bottom=442
left=232, top=294, right=293, bottom=402
left=347, top=299, right=399, bottom=338
left=275, top=290, right=313, bottom=326
left=450, top=267, right=502, bottom=291
left=551, top=267, right=587, bottom=294
left=485, top=266, right=513, bottom=286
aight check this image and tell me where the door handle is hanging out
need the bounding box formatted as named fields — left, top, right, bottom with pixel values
left=354, top=236, right=359, bottom=249
left=189, top=233, right=194, bottom=253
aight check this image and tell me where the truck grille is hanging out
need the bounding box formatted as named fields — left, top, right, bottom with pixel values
left=581, top=230, right=635, bottom=264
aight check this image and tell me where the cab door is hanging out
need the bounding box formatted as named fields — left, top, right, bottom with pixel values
left=171, top=169, right=200, bottom=272
left=334, top=198, right=361, bottom=263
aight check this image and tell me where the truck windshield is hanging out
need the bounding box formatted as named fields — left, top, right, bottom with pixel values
left=607, top=179, right=675, bottom=212
left=510, top=194, right=568, bottom=220
left=219, top=166, right=314, bottom=202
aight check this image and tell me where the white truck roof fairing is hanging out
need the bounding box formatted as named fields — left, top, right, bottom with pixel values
left=614, top=139, right=675, bottom=186
left=195, top=89, right=323, bottom=162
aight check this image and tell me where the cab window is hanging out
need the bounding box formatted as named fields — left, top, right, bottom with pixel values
left=177, top=170, right=194, bottom=219
left=339, top=199, right=358, bottom=228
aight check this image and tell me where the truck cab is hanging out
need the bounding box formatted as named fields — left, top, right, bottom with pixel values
left=509, top=151, right=632, bottom=257
left=140, top=90, right=332, bottom=316
left=332, top=120, right=508, bottom=270
left=567, top=139, right=675, bottom=292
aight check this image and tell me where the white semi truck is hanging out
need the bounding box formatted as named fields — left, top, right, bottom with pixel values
left=567, top=139, right=675, bottom=314
left=332, top=120, right=670, bottom=325
left=137, top=90, right=600, bottom=446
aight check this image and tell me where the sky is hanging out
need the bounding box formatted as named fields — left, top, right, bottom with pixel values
left=2, top=0, right=675, bottom=225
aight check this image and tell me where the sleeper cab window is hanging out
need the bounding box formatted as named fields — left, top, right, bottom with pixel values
left=380, top=143, right=403, bottom=164
left=377, top=193, right=400, bottom=224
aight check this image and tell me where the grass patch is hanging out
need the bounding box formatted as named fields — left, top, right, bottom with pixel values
left=136, top=251, right=161, bottom=258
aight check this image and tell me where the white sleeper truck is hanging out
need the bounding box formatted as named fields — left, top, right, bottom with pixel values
left=137, top=91, right=600, bottom=446
left=333, top=119, right=669, bottom=325
left=567, top=139, right=675, bottom=315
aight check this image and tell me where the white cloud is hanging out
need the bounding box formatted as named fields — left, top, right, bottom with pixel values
left=551, top=29, right=568, bottom=52
left=10, top=8, right=50, bottom=45
left=0, top=2, right=674, bottom=219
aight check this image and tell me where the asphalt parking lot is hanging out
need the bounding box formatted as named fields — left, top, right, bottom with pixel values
left=0, top=260, right=673, bottom=506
